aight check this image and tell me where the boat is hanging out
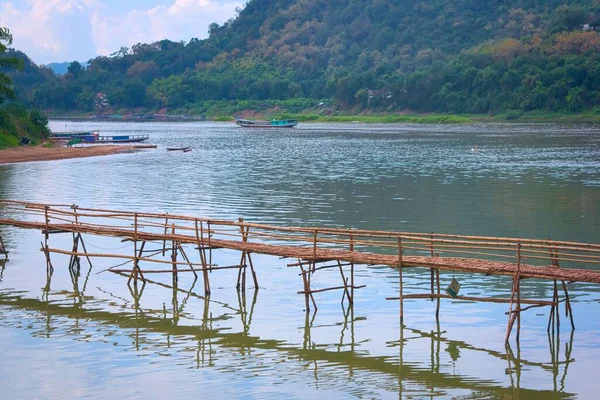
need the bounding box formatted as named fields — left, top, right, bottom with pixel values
left=92, top=134, right=150, bottom=143
left=49, top=130, right=99, bottom=142
left=235, top=118, right=298, bottom=128
left=167, top=146, right=192, bottom=152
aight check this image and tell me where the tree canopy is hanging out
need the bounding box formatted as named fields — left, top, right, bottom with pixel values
left=0, top=27, right=49, bottom=148
left=6, top=1, right=600, bottom=116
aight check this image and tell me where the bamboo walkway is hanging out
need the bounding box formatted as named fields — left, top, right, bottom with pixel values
left=1, top=200, right=599, bottom=344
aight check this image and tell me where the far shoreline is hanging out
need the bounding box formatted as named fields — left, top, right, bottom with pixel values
left=47, top=113, right=600, bottom=124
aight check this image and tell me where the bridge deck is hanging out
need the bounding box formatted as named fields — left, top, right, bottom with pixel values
left=1, top=200, right=599, bottom=343
left=1, top=217, right=599, bottom=284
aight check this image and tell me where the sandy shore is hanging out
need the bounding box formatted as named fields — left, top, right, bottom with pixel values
left=0, top=144, right=156, bottom=165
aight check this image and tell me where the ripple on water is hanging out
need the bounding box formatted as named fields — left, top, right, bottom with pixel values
left=0, top=121, right=599, bottom=398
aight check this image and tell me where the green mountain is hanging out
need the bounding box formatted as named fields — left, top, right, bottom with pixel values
left=7, top=0, right=600, bottom=116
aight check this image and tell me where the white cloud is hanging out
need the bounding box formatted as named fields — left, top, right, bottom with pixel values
left=0, top=0, right=242, bottom=64
left=91, top=0, right=242, bottom=56
left=0, top=0, right=96, bottom=64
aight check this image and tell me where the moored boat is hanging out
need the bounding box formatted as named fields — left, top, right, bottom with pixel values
left=167, top=146, right=192, bottom=151
left=236, top=118, right=298, bottom=128
left=49, top=130, right=99, bottom=141
left=92, top=134, right=150, bottom=143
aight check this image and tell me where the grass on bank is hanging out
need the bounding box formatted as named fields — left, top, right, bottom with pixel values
left=0, top=104, right=50, bottom=149
left=271, top=113, right=472, bottom=123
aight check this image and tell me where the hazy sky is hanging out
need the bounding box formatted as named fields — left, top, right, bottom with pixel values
left=0, top=0, right=243, bottom=65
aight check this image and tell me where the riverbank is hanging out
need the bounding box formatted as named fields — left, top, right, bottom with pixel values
left=0, top=144, right=152, bottom=164
left=49, top=110, right=600, bottom=124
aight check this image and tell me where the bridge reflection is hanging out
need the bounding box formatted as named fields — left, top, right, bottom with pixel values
left=1, top=257, right=575, bottom=398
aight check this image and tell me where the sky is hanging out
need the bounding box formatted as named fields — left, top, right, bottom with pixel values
left=0, top=0, right=243, bottom=65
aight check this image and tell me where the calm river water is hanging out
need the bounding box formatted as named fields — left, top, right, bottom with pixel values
left=0, top=120, right=599, bottom=399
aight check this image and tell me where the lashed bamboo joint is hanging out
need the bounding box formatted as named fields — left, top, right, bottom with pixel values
left=1, top=200, right=599, bottom=343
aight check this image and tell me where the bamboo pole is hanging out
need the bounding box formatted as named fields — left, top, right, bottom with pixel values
left=163, top=215, right=168, bottom=256
left=337, top=259, right=351, bottom=303
left=43, top=205, right=53, bottom=273
left=516, top=244, right=522, bottom=342
left=398, top=236, right=403, bottom=322
left=300, top=263, right=310, bottom=312
left=297, top=284, right=366, bottom=294
left=561, top=281, right=575, bottom=330
left=350, top=233, right=355, bottom=305
left=435, top=269, right=441, bottom=318
left=196, top=220, right=210, bottom=295
left=389, top=293, right=554, bottom=306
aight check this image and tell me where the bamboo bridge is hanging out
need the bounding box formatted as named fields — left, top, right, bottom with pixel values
left=1, top=200, right=599, bottom=344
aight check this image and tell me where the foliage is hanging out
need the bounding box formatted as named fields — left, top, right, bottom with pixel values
left=4, top=1, right=600, bottom=117
left=0, top=27, right=23, bottom=103
left=0, top=27, right=49, bottom=148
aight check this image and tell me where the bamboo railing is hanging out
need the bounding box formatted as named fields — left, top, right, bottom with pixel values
left=0, top=200, right=599, bottom=281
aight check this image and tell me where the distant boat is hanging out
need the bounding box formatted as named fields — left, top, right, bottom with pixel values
left=235, top=118, right=298, bottom=128
left=167, top=146, right=192, bottom=152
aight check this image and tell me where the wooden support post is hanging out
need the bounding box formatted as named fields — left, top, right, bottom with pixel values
left=337, top=259, right=351, bottom=304
left=236, top=218, right=249, bottom=291
left=69, top=233, right=81, bottom=275
left=505, top=243, right=522, bottom=345
left=128, top=241, right=146, bottom=286
left=300, top=262, right=310, bottom=312
left=429, top=233, right=435, bottom=303
left=516, top=243, right=521, bottom=342
left=77, top=233, right=94, bottom=270
left=553, top=280, right=560, bottom=333
left=435, top=268, right=441, bottom=318
left=43, top=206, right=53, bottom=273
left=162, top=215, right=169, bottom=256
left=312, top=230, right=318, bottom=262
left=196, top=220, right=210, bottom=295
left=350, top=233, right=354, bottom=305
left=171, top=224, right=178, bottom=283
left=247, top=252, right=259, bottom=289
left=398, top=236, right=403, bottom=322
left=133, top=213, right=138, bottom=285
left=561, top=281, right=575, bottom=330
left=308, top=260, right=317, bottom=310
left=69, top=204, right=80, bottom=273
left=549, top=245, right=575, bottom=331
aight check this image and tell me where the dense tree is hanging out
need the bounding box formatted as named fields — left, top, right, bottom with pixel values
left=0, top=27, right=23, bottom=102
left=4, top=1, right=600, bottom=115
left=0, top=27, right=49, bottom=147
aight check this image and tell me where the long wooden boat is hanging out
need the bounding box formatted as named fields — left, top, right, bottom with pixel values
left=49, top=130, right=99, bottom=141
left=236, top=118, right=298, bottom=128
left=92, top=134, right=150, bottom=143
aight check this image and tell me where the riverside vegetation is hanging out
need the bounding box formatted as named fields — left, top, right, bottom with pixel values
left=0, top=28, right=49, bottom=149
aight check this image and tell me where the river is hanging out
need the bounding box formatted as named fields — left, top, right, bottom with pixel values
left=0, top=120, right=599, bottom=399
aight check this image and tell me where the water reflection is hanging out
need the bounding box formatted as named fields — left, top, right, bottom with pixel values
left=0, top=269, right=575, bottom=399
left=1, top=121, right=599, bottom=398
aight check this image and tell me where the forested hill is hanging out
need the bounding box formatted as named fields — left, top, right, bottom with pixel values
left=7, top=0, right=600, bottom=116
